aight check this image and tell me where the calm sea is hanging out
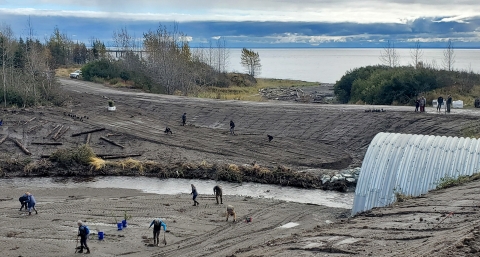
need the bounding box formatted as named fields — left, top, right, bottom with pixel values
left=227, top=48, right=480, bottom=83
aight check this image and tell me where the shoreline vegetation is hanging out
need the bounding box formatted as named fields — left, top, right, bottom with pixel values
left=1, top=145, right=353, bottom=192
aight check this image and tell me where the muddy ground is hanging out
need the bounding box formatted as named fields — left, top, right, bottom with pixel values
left=1, top=179, right=480, bottom=257
left=1, top=78, right=480, bottom=256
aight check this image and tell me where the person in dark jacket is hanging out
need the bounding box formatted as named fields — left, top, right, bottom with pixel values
left=149, top=218, right=167, bottom=246
left=182, top=113, right=186, bottom=126
left=229, top=120, right=235, bottom=135
left=19, top=193, right=28, bottom=211
left=26, top=192, right=38, bottom=215
left=437, top=96, right=444, bottom=112
left=213, top=185, right=223, bottom=204
left=415, top=99, right=420, bottom=112
left=446, top=95, right=452, bottom=113
left=77, top=220, right=90, bottom=254
left=191, top=184, right=199, bottom=206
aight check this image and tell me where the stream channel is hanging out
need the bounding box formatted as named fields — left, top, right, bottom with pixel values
left=1, top=177, right=354, bottom=209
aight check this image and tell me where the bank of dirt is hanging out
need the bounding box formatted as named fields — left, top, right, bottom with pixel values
left=2, top=78, right=480, bottom=256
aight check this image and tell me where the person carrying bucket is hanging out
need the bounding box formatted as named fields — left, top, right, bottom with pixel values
left=149, top=218, right=167, bottom=246
left=77, top=220, right=91, bottom=254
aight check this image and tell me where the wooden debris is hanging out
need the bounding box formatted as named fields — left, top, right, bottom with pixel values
left=0, top=135, right=8, bottom=145
left=23, top=117, right=36, bottom=125
left=100, top=136, right=124, bottom=148
left=106, top=133, right=122, bottom=137
left=10, top=138, right=31, bottom=155
left=45, top=124, right=61, bottom=139
left=53, top=126, right=70, bottom=141
left=71, top=128, right=105, bottom=137
left=85, top=133, right=91, bottom=144
left=101, top=154, right=142, bottom=160
left=52, top=125, right=64, bottom=140
left=32, top=142, right=63, bottom=145
left=27, top=124, right=42, bottom=133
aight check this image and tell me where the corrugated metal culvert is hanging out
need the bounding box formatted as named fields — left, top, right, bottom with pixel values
left=352, top=132, right=480, bottom=215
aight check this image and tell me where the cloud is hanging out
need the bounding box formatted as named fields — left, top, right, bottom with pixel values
left=1, top=0, right=480, bottom=24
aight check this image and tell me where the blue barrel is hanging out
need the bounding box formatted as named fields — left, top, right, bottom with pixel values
left=122, top=220, right=127, bottom=228
left=117, top=222, right=123, bottom=230
left=98, top=231, right=104, bottom=240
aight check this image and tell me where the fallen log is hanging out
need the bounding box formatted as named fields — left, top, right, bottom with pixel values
left=27, top=124, right=42, bottom=133
left=23, top=117, right=36, bottom=125
left=106, top=133, right=122, bottom=137
left=72, top=128, right=105, bottom=137
left=85, top=133, right=91, bottom=144
left=32, top=142, right=63, bottom=145
left=0, top=135, right=8, bottom=145
left=11, top=138, right=31, bottom=155
left=45, top=124, right=61, bottom=139
left=101, top=154, right=142, bottom=160
left=53, top=126, right=70, bottom=141
left=100, top=136, right=124, bottom=148
left=51, top=125, right=64, bottom=140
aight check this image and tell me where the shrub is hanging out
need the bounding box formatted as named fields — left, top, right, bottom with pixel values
left=50, top=145, right=95, bottom=167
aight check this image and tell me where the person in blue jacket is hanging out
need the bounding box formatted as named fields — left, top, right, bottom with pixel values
left=26, top=192, right=38, bottom=215
left=77, top=220, right=91, bottom=254
left=149, top=218, right=167, bottom=246
left=19, top=193, right=28, bottom=211
left=191, top=184, right=199, bottom=206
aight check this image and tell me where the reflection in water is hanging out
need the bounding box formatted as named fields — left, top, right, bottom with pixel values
left=0, top=177, right=353, bottom=209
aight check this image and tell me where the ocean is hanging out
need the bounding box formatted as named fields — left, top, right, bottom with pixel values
left=226, top=48, right=480, bottom=83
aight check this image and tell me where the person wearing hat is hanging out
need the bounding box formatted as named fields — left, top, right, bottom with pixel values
left=77, top=220, right=91, bottom=254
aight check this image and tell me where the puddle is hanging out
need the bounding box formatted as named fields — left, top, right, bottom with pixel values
left=278, top=222, right=299, bottom=228
left=0, top=177, right=354, bottom=209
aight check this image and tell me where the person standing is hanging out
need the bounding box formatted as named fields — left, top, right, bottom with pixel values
left=182, top=113, right=186, bottom=126
left=191, top=184, right=199, bottom=206
left=229, top=120, right=235, bottom=135
left=213, top=185, right=223, bottom=204
left=437, top=96, right=444, bottom=112
left=420, top=96, right=426, bottom=112
left=415, top=99, right=420, bottom=112
left=19, top=193, right=28, bottom=211
left=77, top=220, right=91, bottom=254
left=446, top=95, right=452, bottom=113
left=149, top=218, right=167, bottom=246
left=26, top=192, right=38, bottom=215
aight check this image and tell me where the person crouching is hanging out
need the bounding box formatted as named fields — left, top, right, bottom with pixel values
left=226, top=205, right=236, bottom=222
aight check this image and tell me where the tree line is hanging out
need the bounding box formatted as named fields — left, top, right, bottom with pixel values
left=334, top=65, right=480, bottom=105
left=334, top=40, right=479, bottom=105
left=1, top=21, right=262, bottom=107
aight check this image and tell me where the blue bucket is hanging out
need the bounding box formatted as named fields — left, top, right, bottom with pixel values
left=122, top=220, right=127, bottom=228
left=117, top=222, right=123, bottom=230
left=98, top=231, right=104, bottom=240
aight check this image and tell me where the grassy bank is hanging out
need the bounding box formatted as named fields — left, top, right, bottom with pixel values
left=193, top=78, right=319, bottom=101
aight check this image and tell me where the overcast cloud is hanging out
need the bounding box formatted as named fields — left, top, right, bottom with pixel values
left=1, top=0, right=479, bottom=47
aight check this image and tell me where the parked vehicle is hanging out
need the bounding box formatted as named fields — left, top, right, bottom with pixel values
left=70, top=70, right=82, bottom=79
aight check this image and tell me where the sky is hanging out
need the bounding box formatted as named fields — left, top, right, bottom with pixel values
left=1, top=0, right=480, bottom=48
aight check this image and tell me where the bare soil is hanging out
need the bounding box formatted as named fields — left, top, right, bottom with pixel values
left=1, top=78, right=480, bottom=256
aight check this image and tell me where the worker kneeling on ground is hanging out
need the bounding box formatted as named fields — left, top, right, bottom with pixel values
left=226, top=205, right=236, bottom=222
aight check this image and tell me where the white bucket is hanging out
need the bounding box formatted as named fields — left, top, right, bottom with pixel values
left=108, top=106, right=116, bottom=111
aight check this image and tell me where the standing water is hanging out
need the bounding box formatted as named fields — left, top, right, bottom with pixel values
left=0, top=177, right=354, bottom=209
